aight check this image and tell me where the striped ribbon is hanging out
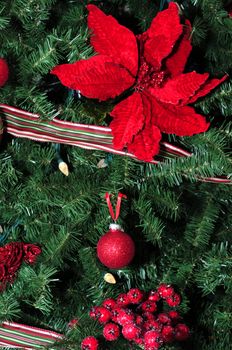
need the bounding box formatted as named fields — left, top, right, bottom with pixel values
left=0, top=104, right=231, bottom=184
left=0, top=322, right=63, bottom=349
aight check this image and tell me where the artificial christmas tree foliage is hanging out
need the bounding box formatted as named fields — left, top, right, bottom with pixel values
left=0, top=1, right=232, bottom=350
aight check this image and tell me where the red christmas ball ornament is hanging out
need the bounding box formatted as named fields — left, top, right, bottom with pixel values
left=103, top=322, right=120, bottom=341
left=162, top=325, right=175, bottom=343
left=127, top=288, right=144, bottom=303
left=122, top=322, right=141, bottom=340
left=0, top=58, right=9, bottom=87
left=81, top=336, right=99, bottom=350
left=117, top=293, right=130, bottom=307
left=102, top=298, right=117, bottom=310
left=174, top=323, right=190, bottom=341
left=166, top=293, right=181, bottom=307
left=157, top=284, right=175, bottom=299
left=97, top=224, right=135, bottom=269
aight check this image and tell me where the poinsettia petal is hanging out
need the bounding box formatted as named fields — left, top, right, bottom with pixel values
left=51, top=55, right=135, bottom=101
left=127, top=123, right=161, bottom=162
left=87, top=5, right=138, bottom=76
left=149, top=72, right=209, bottom=105
left=144, top=2, right=182, bottom=69
left=166, top=20, right=192, bottom=77
left=188, top=75, right=227, bottom=104
left=152, top=99, right=209, bottom=136
left=110, top=92, right=145, bottom=149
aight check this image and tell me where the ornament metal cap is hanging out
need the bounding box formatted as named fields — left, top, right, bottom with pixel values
left=109, top=223, right=124, bottom=231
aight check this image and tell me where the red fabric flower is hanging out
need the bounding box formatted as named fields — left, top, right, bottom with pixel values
left=23, top=244, right=42, bottom=264
left=51, top=3, right=226, bottom=161
left=0, top=242, right=41, bottom=290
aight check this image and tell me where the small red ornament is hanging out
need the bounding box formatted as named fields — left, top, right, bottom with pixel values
left=166, top=293, right=181, bottom=307
left=0, top=58, right=9, bottom=87
left=117, top=293, right=130, bottom=307
left=174, top=323, right=190, bottom=341
left=103, top=322, right=120, bottom=341
left=89, top=306, right=98, bottom=319
left=122, top=322, right=141, bottom=340
left=81, top=336, right=98, bottom=350
left=102, top=298, right=117, bottom=310
left=97, top=224, right=135, bottom=269
left=127, top=288, right=144, bottom=303
left=157, top=284, right=175, bottom=299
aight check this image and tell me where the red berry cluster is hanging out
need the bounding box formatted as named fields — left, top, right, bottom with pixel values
left=81, top=285, right=190, bottom=350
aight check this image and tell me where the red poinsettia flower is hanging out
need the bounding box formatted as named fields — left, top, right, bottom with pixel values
left=51, top=2, right=226, bottom=161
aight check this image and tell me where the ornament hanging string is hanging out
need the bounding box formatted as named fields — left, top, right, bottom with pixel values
left=105, top=193, right=127, bottom=222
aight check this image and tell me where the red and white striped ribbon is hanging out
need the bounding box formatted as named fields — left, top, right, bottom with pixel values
left=0, top=104, right=231, bottom=184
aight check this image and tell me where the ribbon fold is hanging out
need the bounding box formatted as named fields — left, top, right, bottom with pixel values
left=105, top=193, right=127, bottom=221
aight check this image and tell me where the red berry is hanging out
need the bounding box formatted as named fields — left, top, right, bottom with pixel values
left=117, top=293, right=130, bottom=307
left=122, top=323, right=141, bottom=340
left=148, top=290, right=160, bottom=302
left=145, top=346, right=160, bottom=350
left=96, top=306, right=111, bottom=324
left=157, top=284, right=175, bottom=298
left=103, top=323, right=120, bottom=341
left=168, top=310, right=180, bottom=320
left=134, top=337, right=144, bottom=345
left=127, top=288, right=144, bottom=303
left=175, top=323, right=190, bottom=341
left=111, top=307, right=121, bottom=323
left=143, top=320, right=162, bottom=332
left=141, top=301, right=157, bottom=313
left=158, top=313, right=171, bottom=325
left=144, top=330, right=163, bottom=347
left=68, top=318, right=78, bottom=328
left=81, top=336, right=98, bottom=350
left=143, top=312, right=155, bottom=321
left=102, top=298, right=117, bottom=310
left=89, top=306, right=99, bottom=320
left=135, top=315, right=144, bottom=326
left=162, top=325, right=174, bottom=343
left=166, top=293, right=181, bottom=307
left=117, top=308, right=134, bottom=326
